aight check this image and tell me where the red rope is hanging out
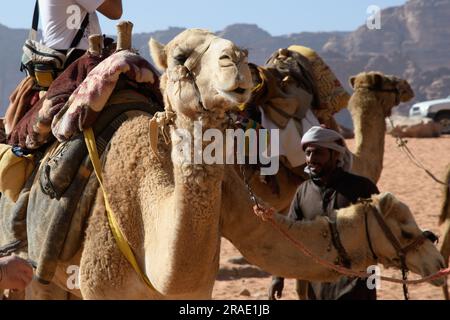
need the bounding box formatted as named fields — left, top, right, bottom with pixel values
left=267, top=217, right=450, bottom=285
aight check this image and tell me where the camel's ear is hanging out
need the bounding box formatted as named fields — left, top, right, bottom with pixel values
left=149, top=38, right=168, bottom=72
left=377, top=192, right=396, bottom=217
left=349, top=76, right=357, bottom=89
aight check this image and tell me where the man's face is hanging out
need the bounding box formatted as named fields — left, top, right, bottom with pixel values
left=305, top=144, right=338, bottom=178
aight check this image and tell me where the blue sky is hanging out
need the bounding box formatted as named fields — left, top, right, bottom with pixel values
left=1, top=0, right=406, bottom=35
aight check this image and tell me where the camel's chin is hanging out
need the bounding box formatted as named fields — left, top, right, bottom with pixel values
left=413, top=269, right=447, bottom=287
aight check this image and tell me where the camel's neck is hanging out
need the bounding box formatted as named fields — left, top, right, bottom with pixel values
left=349, top=91, right=387, bottom=183
left=337, top=206, right=377, bottom=272
left=154, top=113, right=225, bottom=296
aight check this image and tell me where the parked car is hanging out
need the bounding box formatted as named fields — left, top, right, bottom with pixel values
left=410, top=96, right=450, bottom=133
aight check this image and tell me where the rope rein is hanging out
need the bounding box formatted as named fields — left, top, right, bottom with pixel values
left=266, top=214, right=450, bottom=285
left=240, top=166, right=450, bottom=287
left=389, top=117, right=446, bottom=186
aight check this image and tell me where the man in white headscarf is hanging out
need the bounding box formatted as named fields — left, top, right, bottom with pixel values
left=256, top=126, right=380, bottom=301
left=301, top=125, right=353, bottom=175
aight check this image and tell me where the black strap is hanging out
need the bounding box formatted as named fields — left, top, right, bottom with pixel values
left=364, top=210, right=378, bottom=261
left=69, top=13, right=90, bottom=49
left=32, top=0, right=39, bottom=34
left=328, top=219, right=352, bottom=269
left=31, top=0, right=90, bottom=49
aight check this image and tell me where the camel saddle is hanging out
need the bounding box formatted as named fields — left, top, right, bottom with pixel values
left=0, top=90, right=162, bottom=284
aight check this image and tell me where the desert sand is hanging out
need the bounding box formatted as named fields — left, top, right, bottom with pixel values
left=213, top=135, right=450, bottom=300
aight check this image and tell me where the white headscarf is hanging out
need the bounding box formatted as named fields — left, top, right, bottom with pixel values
left=301, top=126, right=353, bottom=172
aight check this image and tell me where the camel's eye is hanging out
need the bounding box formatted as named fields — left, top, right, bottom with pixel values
left=219, top=55, right=234, bottom=67
left=174, top=54, right=188, bottom=65
left=401, top=230, right=414, bottom=240
left=423, top=230, right=439, bottom=244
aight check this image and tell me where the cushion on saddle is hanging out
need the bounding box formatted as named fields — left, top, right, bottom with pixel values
left=288, top=45, right=350, bottom=118
left=52, top=50, right=159, bottom=142
left=4, top=76, right=37, bottom=136
left=8, top=53, right=104, bottom=150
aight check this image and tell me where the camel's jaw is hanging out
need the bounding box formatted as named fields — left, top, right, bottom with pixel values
left=403, top=245, right=447, bottom=287
left=216, top=86, right=252, bottom=105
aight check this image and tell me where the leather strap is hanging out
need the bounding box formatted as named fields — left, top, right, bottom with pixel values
left=328, top=219, right=352, bottom=269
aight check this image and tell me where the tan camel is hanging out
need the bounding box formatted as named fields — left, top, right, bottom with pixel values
left=42, top=30, right=443, bottom=300
left=349, top=72, right=414, bottom=183
left=440, top=165, right=450, bottom=299
left=246, top=71, right=415, bottom=213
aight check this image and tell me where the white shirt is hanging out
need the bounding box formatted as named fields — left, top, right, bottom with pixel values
left=38, top=0, right=105, bottom=50
left=260, top=108, right=320, bottom=168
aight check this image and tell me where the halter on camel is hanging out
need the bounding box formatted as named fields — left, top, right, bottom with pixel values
left=362, top=199, right=439, bottom=300
left=149, top=37, right=248, bottom=159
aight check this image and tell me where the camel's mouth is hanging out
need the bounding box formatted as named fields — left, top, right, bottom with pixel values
left=405, top=257, right=447, bottom=287
left=429, top=277, right=446, bottom=287
left=218, top=87, right=251, bottom=104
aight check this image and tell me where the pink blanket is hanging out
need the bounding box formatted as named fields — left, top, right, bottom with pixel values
left=52, top=50, right=156, bottom=142
left=8, top=53, right=103, bottom=149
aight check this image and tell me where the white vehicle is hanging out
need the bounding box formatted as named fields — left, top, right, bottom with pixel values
left=410, top=96, right=450, bottom=133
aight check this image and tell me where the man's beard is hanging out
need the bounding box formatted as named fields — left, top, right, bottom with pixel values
left=305, top=165, right=324, bottom=179
left=305, top=162, right=336, bottom=180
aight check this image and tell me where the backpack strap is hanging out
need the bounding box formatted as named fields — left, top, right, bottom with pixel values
left=29, top=0, right=90, bottom=50
left=69, top=13, right=90, bottom=49
left=29, top=0, right=39, bottom=41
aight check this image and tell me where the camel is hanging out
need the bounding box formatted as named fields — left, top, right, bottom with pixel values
left=245, top=70, right=415, bottom=214
left=38, top=29, right=444, bottom=300
left=440, top=165, right=450, bottom=299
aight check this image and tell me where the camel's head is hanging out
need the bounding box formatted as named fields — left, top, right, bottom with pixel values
left=149, top=29, right=253, bottom=119
left=350, top=72, right=414, bottom=117
left=369, top=193, right=445, bottom=287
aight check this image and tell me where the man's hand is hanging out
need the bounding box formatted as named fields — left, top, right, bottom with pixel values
left=269, top=277, right=285, bottom=300
left=253, top=205, right=275, bottom=221
left=0, top=255, right=33, bottom=291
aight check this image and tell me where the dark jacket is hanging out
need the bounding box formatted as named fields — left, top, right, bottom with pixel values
left=286, top=168, right=379, bottom=300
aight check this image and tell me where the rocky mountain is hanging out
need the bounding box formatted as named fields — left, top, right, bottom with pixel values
left=321, top=0, right=450, bottom=112
left=1, top=0, right=449, bottom=128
